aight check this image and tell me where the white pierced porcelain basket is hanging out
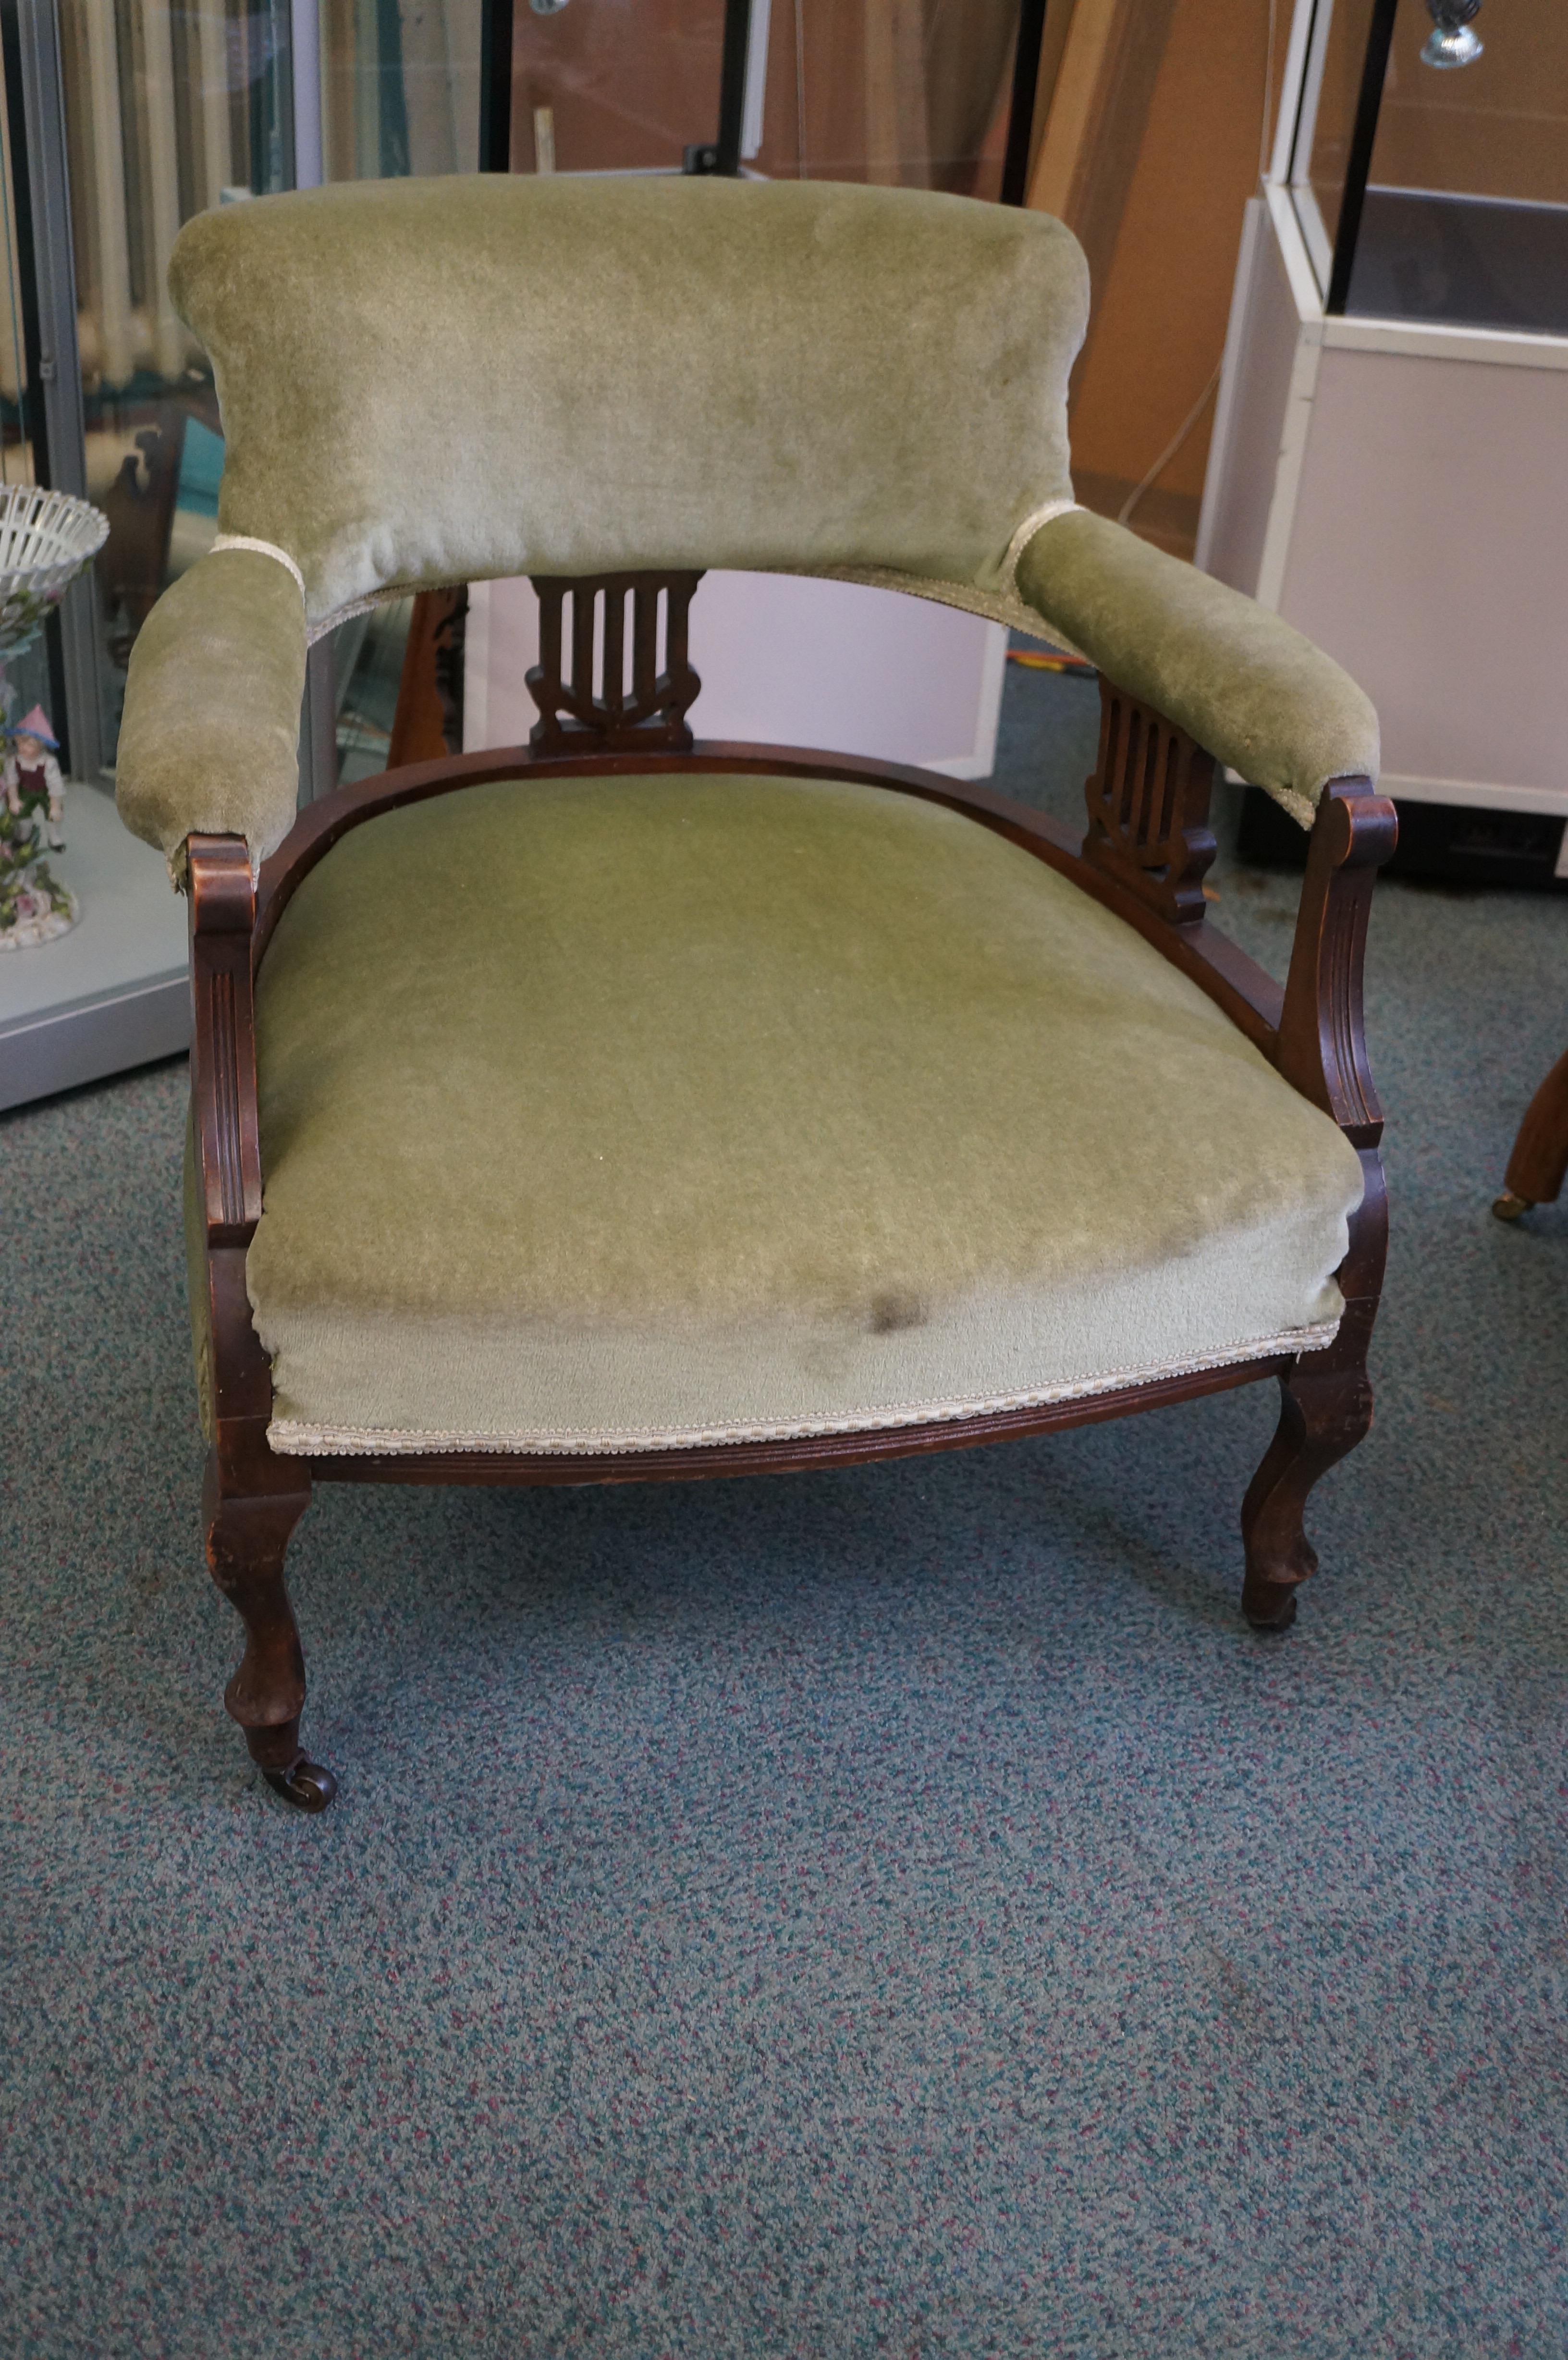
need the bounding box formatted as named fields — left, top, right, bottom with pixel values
left=0, top=484, right=109, bottom=654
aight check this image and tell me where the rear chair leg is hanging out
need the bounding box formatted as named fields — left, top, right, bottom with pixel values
left=1493, top=1045, right=1568, bottom=1222
left=202, top=1451, right=336, bottom=1810
left=1240, top=1326, right=1374, bottom=1632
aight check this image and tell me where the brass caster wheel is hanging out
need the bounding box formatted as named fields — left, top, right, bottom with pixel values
left=263, top=1756, right=338, bottom=1812
left=1243, top=1588, right=1298, bottom=1635
left=1492, top=1191, right=1533, bottom=1223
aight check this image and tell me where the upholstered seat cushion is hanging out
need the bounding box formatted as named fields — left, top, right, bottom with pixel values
left=245, top=774, right=1363, bottom=1455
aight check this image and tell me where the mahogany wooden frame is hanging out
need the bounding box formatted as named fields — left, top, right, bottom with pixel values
left=186, top=570, right=1396, bottom=1809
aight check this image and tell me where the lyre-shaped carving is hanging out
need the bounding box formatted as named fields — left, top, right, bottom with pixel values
left=526, top=571, right=703, bottom=754
left=1082, top=680, right=1217, bottom=926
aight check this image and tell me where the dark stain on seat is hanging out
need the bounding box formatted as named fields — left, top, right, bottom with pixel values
left=869, top=1291, right=925, bottom=1333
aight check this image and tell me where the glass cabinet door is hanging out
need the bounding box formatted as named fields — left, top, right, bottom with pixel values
left=51, top=0, right=480, bottom=778
left=508, top=0, right=726, bottom=174
left=319, top=0, right=483, bottom=182
left=1293, top=0, right=1568, bottom=332
left=56, top=2, right=298, bottom=766
left=0, top=41, right=54, bottom=743
left=511, top=0, right=1022, bottom=199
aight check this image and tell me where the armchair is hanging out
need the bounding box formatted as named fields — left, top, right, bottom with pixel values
left=117, top=176, right=1394, bottom=1811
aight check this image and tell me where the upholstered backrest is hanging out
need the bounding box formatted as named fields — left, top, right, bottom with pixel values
left=168, top=174, right=1089, bottom=635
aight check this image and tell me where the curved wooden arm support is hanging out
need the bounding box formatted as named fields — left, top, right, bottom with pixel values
left=1074, top=684, right=1397, bottom=1122
left=1075, top=708, right=1396, bottom=1314
left=1275, top=781, right=1398, bottom=1150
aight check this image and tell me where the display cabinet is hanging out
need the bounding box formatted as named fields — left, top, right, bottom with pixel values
left=505, top=0, right=1028, bottom=195
left=1198, top=0, right=1568, bottom=884
left=0, top=0, right=481, bottom=1109
left=0, top=2, right=185, bottom=1108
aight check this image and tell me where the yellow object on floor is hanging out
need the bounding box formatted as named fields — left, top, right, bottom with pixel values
left=1008, top=648, right=1097, bottom=675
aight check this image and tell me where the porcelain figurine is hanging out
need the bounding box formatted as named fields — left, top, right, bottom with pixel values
left=0, top=703, right=77, bottom=950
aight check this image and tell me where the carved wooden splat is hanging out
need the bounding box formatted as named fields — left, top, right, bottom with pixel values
left=1082, top=679, right=1217, bottom=927
left=526, top=571, right=704, bottom=754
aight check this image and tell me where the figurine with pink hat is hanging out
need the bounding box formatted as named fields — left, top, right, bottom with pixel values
left=0, top=701, right=77, bottom=949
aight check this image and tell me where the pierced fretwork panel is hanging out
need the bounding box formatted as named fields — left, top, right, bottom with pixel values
left=526, top=571, right=704, bottom=754
left=1082, top=680, right=1217, bottom=927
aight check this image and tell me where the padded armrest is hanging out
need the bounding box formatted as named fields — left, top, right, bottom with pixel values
left=1015, top=508, right=1379, bottom=829
left=116, top=547, right=307, bottom=881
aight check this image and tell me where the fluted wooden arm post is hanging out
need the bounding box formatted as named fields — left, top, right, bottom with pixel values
left=1276, top=782, right=1398, bottom=1151
left=188, top=835, right=262, bottom=1252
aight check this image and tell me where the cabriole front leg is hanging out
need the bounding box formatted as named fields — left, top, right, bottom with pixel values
left=1252, top=776, right=1394, bottom=1633
left=1239, top=1300, right=1376, bottom=1631
left=201, top=1451, right=335, bottom=1810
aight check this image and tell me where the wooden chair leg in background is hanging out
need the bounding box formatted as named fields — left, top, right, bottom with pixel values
left=1493, top=1046, right=1568, bottom=1222
left=388, top=584, right=468, bottom=769
left=1240, top=1301, right=1377, bottom=1633
left=202, top=1452, right=334, bottom=1810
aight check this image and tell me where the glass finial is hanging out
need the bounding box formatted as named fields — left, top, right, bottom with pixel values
left=1422, top=0, right=1484, bottom=68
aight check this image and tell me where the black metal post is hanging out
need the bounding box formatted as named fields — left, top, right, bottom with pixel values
left=685, top=0, right=752, bottom=175
left=1001, top=0, right=1048, bottom=207
left=713, top=0, right=752, bottom=175
left=1325, top=0, right=1399, bottom=315
left=480, top=0, right=516, bottom=172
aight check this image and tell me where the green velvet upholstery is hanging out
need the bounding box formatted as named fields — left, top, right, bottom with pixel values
left=243, top=773, right=1363, bottom=1455
left=1015, top=511, right=1381, bottom=828
left=113, top=175, right=1381, bottom=869
left=167, top=174, right=1087, bottom=628
left=116, top=546, right=306, bottom=875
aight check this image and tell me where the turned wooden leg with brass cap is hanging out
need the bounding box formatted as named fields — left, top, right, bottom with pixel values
left=1493, top=1047, right=1568, bottom=1224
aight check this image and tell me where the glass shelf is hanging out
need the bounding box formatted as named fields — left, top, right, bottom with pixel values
left=1345, top=187, right=1568, bottom=335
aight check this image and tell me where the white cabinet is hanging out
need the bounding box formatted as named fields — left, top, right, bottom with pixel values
left=1198, top=0, right=1568, bottom=837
